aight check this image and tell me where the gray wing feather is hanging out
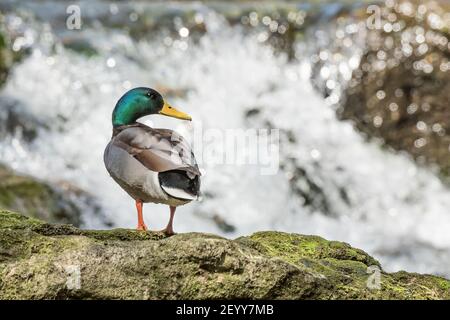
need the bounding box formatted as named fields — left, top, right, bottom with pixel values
left=112, top=124, right=201, bottom=176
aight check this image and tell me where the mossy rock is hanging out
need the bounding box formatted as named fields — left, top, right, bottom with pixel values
left=0, top=210, right=448, bottom=299
left=0, top=165, right=82, bottom=226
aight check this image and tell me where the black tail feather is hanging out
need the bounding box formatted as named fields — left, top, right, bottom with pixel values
left=158, top=170, right=200, bottom=197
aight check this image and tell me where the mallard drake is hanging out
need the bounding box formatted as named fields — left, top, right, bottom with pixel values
left=104, top=87, right=201, bottom=235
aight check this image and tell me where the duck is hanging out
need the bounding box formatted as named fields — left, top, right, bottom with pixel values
left=104, top=87, right=201, bottom=235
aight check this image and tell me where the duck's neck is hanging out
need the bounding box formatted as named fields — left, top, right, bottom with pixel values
left=112, top=97, right=149, bottom=127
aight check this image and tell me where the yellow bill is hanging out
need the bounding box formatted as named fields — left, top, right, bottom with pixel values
left=159, top=101, right=192, bottom=121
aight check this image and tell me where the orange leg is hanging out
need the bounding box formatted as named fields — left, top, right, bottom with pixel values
left=161, top=206, right=176, bottom=236
left=135, top=200, right=147, bottom=231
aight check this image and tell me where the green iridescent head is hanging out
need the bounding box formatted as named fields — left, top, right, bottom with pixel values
left=112, top=87, right=191, bottom=127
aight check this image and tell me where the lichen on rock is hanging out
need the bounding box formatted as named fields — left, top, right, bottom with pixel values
left=0, top=210, right=448, bottom=300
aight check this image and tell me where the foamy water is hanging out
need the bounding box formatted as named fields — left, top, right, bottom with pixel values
left=0, top=7, right=449, bottom=277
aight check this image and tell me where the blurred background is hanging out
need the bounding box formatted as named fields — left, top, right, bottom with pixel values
left=0, top=0, right=449, bottom=277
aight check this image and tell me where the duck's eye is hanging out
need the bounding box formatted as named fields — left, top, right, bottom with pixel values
left=147, top=92, right=155, bottom=99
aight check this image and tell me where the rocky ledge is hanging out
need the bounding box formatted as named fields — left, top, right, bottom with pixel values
left=0, top=210, right=448, bottom=299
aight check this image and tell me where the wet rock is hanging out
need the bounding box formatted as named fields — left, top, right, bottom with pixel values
left=0, top=12, right=29, bottom=87
left=285, top=164, right=334, bottom=214
left=0, top=165, right=83, bottom=226
left=211, top=214, right=236, bottom=233
left=247, top=112, right=338, bottom=217
left=0, top=210, right=448, bottom=299
left=195, top=208, right=237, bottom=234
left=0, top=96, right=47, bottom=142
left=0, top=14, right=14, bottom=86
left=340, top=0, right=450, bottom=177
left=0, top=164, right=111, bottom=228
left=62, top=36, right=99, bottom=57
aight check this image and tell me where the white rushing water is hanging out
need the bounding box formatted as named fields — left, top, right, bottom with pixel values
left=0, top=9, right=449, bottom=277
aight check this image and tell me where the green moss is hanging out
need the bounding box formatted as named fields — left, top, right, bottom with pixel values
left=29, top=222, right=167, bottom=241
left=81, top=229, right=167, bottom=241
left=247, top=231, right=380, bottom=267
left=0, top=211, right=449, bottom=300
left=0, top=166, right=81, bottom=225
left=0, top=210, right=44, bottom=230
left=238, top=231, right=449, bottom=299
left=435, top=278, right=450, bottom=291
